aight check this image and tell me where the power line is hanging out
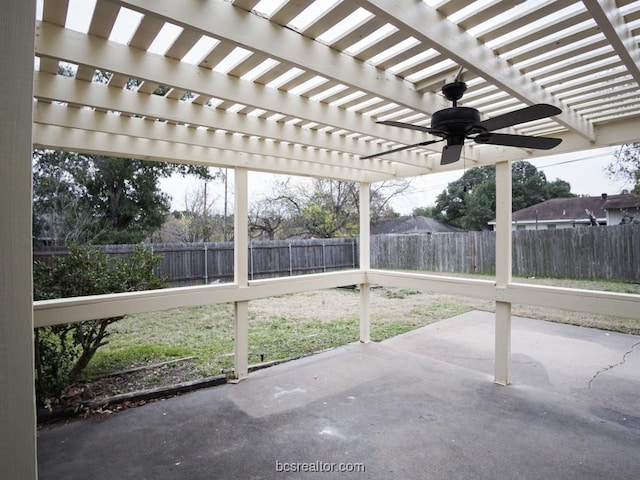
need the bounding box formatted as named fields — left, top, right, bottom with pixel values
left=405, top=150, right=617, bottom=197
left=534, top=151, right=614, bottom=169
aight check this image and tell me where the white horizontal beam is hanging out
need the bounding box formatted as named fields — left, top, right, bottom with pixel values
left=499, top=283, right=639, bottom=321
left=107, top=0, right=450, bottom=114
left=33, top=270, right=366, bottom=327
left=35, top=107, right=640, bottom=182
left=33, top=266, right=639, bottom=326
left=34, top=21, right=427, bottom=150
left=356, top=0, right=596, bottom=141
left=366, top=270, right=496, bottom=299
left=32, top=124, right=391, bottom=183
left=33, top=72, right=427, bottom=174
left=33, top=73, right=361, bottom=157
left=33, top=101, right=399, bottom=176
left=367, top=270, right=639, bottom=320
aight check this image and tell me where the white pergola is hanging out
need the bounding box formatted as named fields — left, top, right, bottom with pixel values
left=2, top=1, right=640, bottom=477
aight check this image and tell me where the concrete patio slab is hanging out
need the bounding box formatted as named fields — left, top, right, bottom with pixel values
left=37, top=311, right=640, bottom=479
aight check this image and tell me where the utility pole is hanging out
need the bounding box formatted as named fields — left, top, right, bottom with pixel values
left=224, top=168, right=229, bottom=241
left=203, top=180, right=210, bottom=242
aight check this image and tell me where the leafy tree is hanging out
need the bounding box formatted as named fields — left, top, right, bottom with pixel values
left=512, top=161, right=547, bottom=210
left=85, top=156, right=173, bottom=243
left=545, top=178, right=573, bottom=199
left=251, top=178, right=408, bottom=239
left=607, top=143, right=640, bottom=193
left=33, top=149, right=214, bottom=244
left=33, top=245, right=167, bottom=406
left=432, top=166, right=495, bottom=230
left=412, top=206, right=438, bottom=217
left=431, top=161, right=574, bottom=230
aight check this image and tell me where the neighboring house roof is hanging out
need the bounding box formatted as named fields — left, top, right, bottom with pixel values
left=512, top=196, right=607, bottom=224
left=372, top=216, right=460, bottom=235
left=488, top=193, right=640, bottom=225
left=604, top=193, right=640, bottom=210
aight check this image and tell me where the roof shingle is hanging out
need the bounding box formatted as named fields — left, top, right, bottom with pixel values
left=507, top=194, right=640, bottom=223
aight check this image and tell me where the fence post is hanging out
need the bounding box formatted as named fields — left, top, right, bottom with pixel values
left=322, top=241, right=326, bottom=272
left=288, top=242, right=293, bottom=276
left=249, top=242, right=254, bottom=281
left=204, top=244, right=208, bottom=285
left=352, top=239, right=356, bottom=268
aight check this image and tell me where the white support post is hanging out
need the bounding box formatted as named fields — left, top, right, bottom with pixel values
left=0, top=1, right=38, bottom=478
left=495, top=301, right=512, bottom=386
left=359, top=182, right=371, bottom=343
left=233, top=168, right=249, bottom=381
left=495, top=160, right=513, bottom=386
left=360, top=283, right=371, bottom=343
left=234, top=300, right=249, bottom=381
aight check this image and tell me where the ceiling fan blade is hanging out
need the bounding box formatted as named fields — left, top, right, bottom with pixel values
left=477, top=104, right=562, bottom=131
left=440, top=144, right=463, bottom=165
left=361, top=139, right=443, bottom=160
left=376, top=120, right=445, bottom=136
left=474, top=133, right=562, bottom=150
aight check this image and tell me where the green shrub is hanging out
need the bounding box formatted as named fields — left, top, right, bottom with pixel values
left=33, top=245, right=166, bottom=407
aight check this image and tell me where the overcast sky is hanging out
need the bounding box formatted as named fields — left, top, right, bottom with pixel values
left=161, top=145, right=630, bottom=216
left=390, top=146, right=629, bottom=215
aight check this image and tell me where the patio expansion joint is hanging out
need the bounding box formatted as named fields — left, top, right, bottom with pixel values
left=586, top=340, right=640, bottom=390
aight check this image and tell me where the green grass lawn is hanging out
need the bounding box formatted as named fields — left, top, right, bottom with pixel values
left=85, top=277, right=639, bottom=393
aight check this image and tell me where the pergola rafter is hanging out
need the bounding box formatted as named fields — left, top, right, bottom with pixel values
left=355, top=0, right=596, bottom=140
left=584, top=0, right=640, bottom=87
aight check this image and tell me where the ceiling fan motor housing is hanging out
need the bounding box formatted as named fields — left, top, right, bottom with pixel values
left=431, top=107, right=482, bottom=145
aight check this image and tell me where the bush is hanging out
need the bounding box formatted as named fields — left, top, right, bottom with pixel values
left=33, top=245, right=167, bottom=407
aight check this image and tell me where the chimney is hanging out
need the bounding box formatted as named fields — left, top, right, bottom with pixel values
left=601, top=193, right=608, bottom=200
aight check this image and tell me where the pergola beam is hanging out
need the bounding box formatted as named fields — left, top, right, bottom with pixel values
left=33, top=72, right=429, bottom=172
left=106, top=0, right=451, bottom=115
left=34, top=21, right=448, bottom=161
left=34, top=100, right=640, bottom=181
left=32, top=124, right=398, bottom=183
left=582, top=0, right=640, bottom=87
left=33, top=102, right=402, bottom=177
left=356, top=0, right=596, bottom=141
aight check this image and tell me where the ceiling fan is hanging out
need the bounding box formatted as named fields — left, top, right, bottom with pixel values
left=362, top=79, right=563, bottom=165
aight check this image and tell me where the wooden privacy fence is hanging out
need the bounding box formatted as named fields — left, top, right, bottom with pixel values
left=512, top=224, right=640, bottom=281
left=34, top=238, right=358, bottom=287
left=371, top=223, right=640, bottom=282
left=33, top=224, right=640, bottom=285
left=371, top=231, right=496, bottom=274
